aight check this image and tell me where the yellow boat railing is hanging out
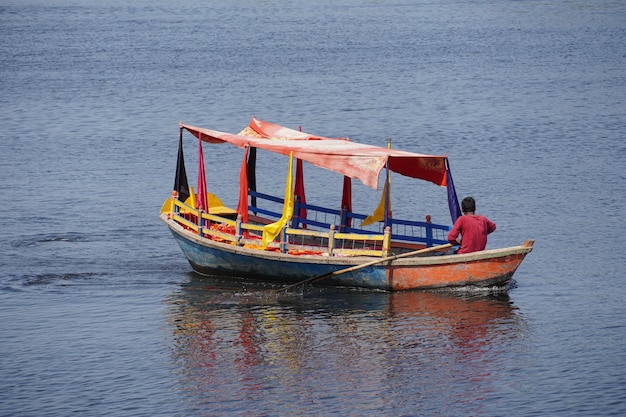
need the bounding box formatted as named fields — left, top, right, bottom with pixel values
left=166, top=198, right=391, bottom=257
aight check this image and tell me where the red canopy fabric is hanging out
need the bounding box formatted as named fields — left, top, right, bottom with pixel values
left=180, top=118, right=447, bottom=190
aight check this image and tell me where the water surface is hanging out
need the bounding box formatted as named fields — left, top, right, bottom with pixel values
left=1, top=1, right=625, bottom=416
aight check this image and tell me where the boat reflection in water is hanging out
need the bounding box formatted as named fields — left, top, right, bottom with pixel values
left=165, top=275, right=529, bottom=414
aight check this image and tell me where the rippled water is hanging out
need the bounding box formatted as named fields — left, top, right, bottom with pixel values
left=166, top=283, right=528, bottom=416
left=1, top=1, right=625, bottom=416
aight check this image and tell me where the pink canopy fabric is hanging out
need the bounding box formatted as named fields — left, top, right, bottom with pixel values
left=180, top=118, right=447, bottom=190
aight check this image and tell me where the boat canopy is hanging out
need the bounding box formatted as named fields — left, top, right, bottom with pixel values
left=180, top=118, right=448, bottom=190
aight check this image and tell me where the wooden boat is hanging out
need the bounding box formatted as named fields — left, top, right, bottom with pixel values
left=160, top=117, right=534, bottom=291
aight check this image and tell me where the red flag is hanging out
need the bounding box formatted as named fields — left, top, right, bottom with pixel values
left=341, top=175, right=352, bottom=228
left=196, top=138, right=208, bottom=212
left=294, top=158, right=307, bottom=226
left=294, top=126, right=307, bottom=226
left=237, top=146, right=250, bottom=224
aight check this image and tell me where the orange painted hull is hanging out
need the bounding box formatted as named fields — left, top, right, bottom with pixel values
left=385, top=249, right=531, bottom=290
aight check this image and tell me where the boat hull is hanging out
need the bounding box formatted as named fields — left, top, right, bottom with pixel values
left=163, top=215, right=533, bottom=291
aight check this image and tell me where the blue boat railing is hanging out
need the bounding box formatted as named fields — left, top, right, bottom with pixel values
left=169, top=197, right=389, bottom=257
left=249, top=190, right=450, bottom=247
left=167, top=190, right=451, bottom=256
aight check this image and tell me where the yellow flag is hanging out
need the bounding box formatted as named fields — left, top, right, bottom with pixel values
left=262, top=152, right=295, bottom=248
left=362, top=138, right=392, bottom=227
left=184, top=186, right=197, bottom=208
left=176, top=186, right=197, bottom=214
left=361, top=179, right=391, bottom=226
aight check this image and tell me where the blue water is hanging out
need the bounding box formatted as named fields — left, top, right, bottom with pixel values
left=1, top=1, right=625, bottom=416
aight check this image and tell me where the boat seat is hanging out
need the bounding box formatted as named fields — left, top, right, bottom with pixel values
left=204, top=192, right=237, bottom=216
left=207, top=205, right=238, bottom=216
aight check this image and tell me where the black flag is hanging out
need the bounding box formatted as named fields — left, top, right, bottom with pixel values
left=174, top=128, right=190, bottom=202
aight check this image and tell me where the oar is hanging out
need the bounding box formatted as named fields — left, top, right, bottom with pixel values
left=278, top=243, right=452, bottom=292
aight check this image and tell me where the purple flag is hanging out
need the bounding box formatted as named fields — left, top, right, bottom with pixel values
left=446, top=158, right=462, bottom=223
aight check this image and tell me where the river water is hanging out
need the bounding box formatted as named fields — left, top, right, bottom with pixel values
left=1, top=1, right=625, bottom=416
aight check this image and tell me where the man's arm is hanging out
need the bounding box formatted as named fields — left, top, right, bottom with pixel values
left=447, top=219, right=462, bottom=245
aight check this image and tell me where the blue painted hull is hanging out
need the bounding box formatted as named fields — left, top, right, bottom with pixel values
left=168, top=224, right=391, bottom=289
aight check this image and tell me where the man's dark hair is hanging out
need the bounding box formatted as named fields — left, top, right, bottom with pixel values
left=461, top=197, right=476, bottom=213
